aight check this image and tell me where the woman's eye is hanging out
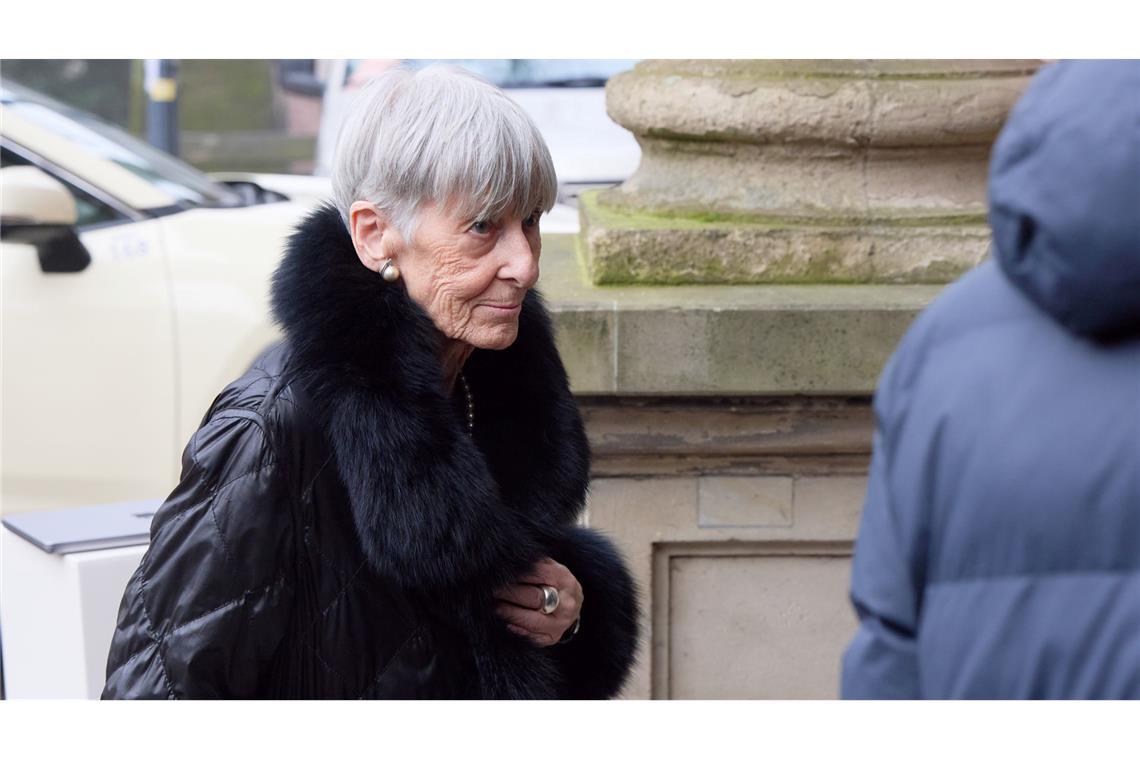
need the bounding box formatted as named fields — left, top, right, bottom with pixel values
left=469, top=220, right=491, bottom=234
left=523, top=213, right=540, bottom=228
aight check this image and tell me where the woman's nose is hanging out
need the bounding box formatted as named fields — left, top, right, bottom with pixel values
left=497, top=227, right=539, bottom=288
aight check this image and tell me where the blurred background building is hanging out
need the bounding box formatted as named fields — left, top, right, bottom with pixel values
left=0, top=59, right=640, bottom=180
left=3, top=60, right=317, bottom=173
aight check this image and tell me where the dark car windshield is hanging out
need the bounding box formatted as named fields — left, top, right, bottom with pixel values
left=0, top=79, right=242, bottom=209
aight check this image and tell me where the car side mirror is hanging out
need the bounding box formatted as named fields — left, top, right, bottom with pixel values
left=0, top=165, right=92, bottom=273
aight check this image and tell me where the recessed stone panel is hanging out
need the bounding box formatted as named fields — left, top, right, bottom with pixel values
left=697, top=476, right=793, bottom=528
left=667, top=552, right=855, bottom=699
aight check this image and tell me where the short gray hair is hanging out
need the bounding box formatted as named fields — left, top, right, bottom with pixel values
left=331, top=64, right=558, bottom=238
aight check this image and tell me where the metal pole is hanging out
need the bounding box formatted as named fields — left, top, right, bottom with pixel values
left=144, top=59, right=179, bottom=156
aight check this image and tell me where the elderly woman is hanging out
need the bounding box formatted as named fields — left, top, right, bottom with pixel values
left=102, top=65, right=639, bottom=699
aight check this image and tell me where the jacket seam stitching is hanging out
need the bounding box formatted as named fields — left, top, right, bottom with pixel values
left=303, top=526, right=350, bottom=583
left=357, top=628, right=422, bottom=699
left=209, top=500, right=236, bottom=569
left=104, top=574, right=272, bottom=691
left=188, top=411, right=263, bottom=476
left=210, top=387, right=306, bottom=651
left=299, top=559, right=370, bottom=644
left=211, top=460, right=278, bottom=497
left=137, top=570, right=178, bottom=700
left=232, top=390, right=306, bottom=509
left=106, top=638, right=160, bottom=680
left=222, top=375, right=276, bottom=409
left=302, top=639, right=351, bottom=687
left=212, top=408, right=268, bottom=430
left=301, top=453, right=335, bottom=501
left=161, top=581, right=280, bottom=638
left=317, top=560, right=369, bottom=620
left=160, top=463, right=278, bottom=529
left=250, top=392, right=308, bottom=609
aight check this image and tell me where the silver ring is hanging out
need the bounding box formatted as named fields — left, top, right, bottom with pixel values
left=540, top=585, right=560, bottom=615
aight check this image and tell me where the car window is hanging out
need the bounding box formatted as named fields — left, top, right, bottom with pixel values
left=1, top=81, right=242, bottom=209
left=2, top=145, right=126, bottom=228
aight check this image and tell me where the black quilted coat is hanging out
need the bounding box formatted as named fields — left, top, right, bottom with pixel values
left=102, top=204, right=639, bottom=699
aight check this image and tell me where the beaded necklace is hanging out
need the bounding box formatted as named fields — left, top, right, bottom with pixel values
left=458, top=373, right=474, bottom=436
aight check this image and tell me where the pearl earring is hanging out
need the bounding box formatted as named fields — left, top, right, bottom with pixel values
left=379, top=259, right=400, bottom=283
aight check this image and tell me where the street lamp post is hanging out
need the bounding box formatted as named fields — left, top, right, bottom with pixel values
left=144, top=59, right=179, bottom=156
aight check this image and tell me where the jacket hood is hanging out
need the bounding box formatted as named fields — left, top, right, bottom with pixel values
left=988, top=60, right=1140, bottom=339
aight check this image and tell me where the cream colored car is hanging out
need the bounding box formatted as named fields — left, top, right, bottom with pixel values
left=0, top=81, right=331, bottom=514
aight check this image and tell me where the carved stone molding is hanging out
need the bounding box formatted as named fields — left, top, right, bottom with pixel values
left=580, top=59, right=1041, bottom=284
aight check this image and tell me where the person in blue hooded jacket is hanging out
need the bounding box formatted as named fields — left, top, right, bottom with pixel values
left=841, top=59, right=1140, bottom=699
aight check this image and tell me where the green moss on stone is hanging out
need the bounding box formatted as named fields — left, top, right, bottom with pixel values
left=583, top=189, right=987, bottom=230
left=578, top=190, right=985, bottom=286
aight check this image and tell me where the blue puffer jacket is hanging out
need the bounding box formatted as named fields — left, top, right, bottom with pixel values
left=841, top=60, right=1140, bottom=699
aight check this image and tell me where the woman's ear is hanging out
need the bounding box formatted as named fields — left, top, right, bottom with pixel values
left=348, top=201, right=402, bottom=272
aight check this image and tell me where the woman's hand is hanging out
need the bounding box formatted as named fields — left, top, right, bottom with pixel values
left=494, top=557, right=583, bottom=647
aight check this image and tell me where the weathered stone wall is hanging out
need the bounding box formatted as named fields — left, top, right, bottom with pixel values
left=542, top=233, right=933, bottom=698
left=548, top=60, right=1040, bottom=698
left=581, top=396, right=870, bottom=699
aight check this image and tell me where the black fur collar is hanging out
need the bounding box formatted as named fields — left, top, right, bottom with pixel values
left=270, top=203, right=592, bottom=697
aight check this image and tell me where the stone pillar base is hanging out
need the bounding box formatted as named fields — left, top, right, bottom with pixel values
left=581, top=59, right=1039, bottom=285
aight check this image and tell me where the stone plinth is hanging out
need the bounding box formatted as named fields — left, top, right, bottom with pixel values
left=541, top=234, right=939, bottom=395
left=580, top=59, right=1040, bottom=284
left=540, top=231, right=936, bottom=697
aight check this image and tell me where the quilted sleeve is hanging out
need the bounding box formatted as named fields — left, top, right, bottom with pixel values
left=102, top=409, right=296, bottom=699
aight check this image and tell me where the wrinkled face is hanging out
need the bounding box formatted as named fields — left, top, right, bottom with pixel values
left=351, top=198, right=542, bottom=351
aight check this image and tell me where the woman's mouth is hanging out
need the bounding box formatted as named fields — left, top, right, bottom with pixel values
left=480, top=303, right=522, bottom=314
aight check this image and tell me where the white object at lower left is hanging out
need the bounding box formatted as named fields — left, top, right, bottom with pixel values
left=0, top=527, right=147, bottom=699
